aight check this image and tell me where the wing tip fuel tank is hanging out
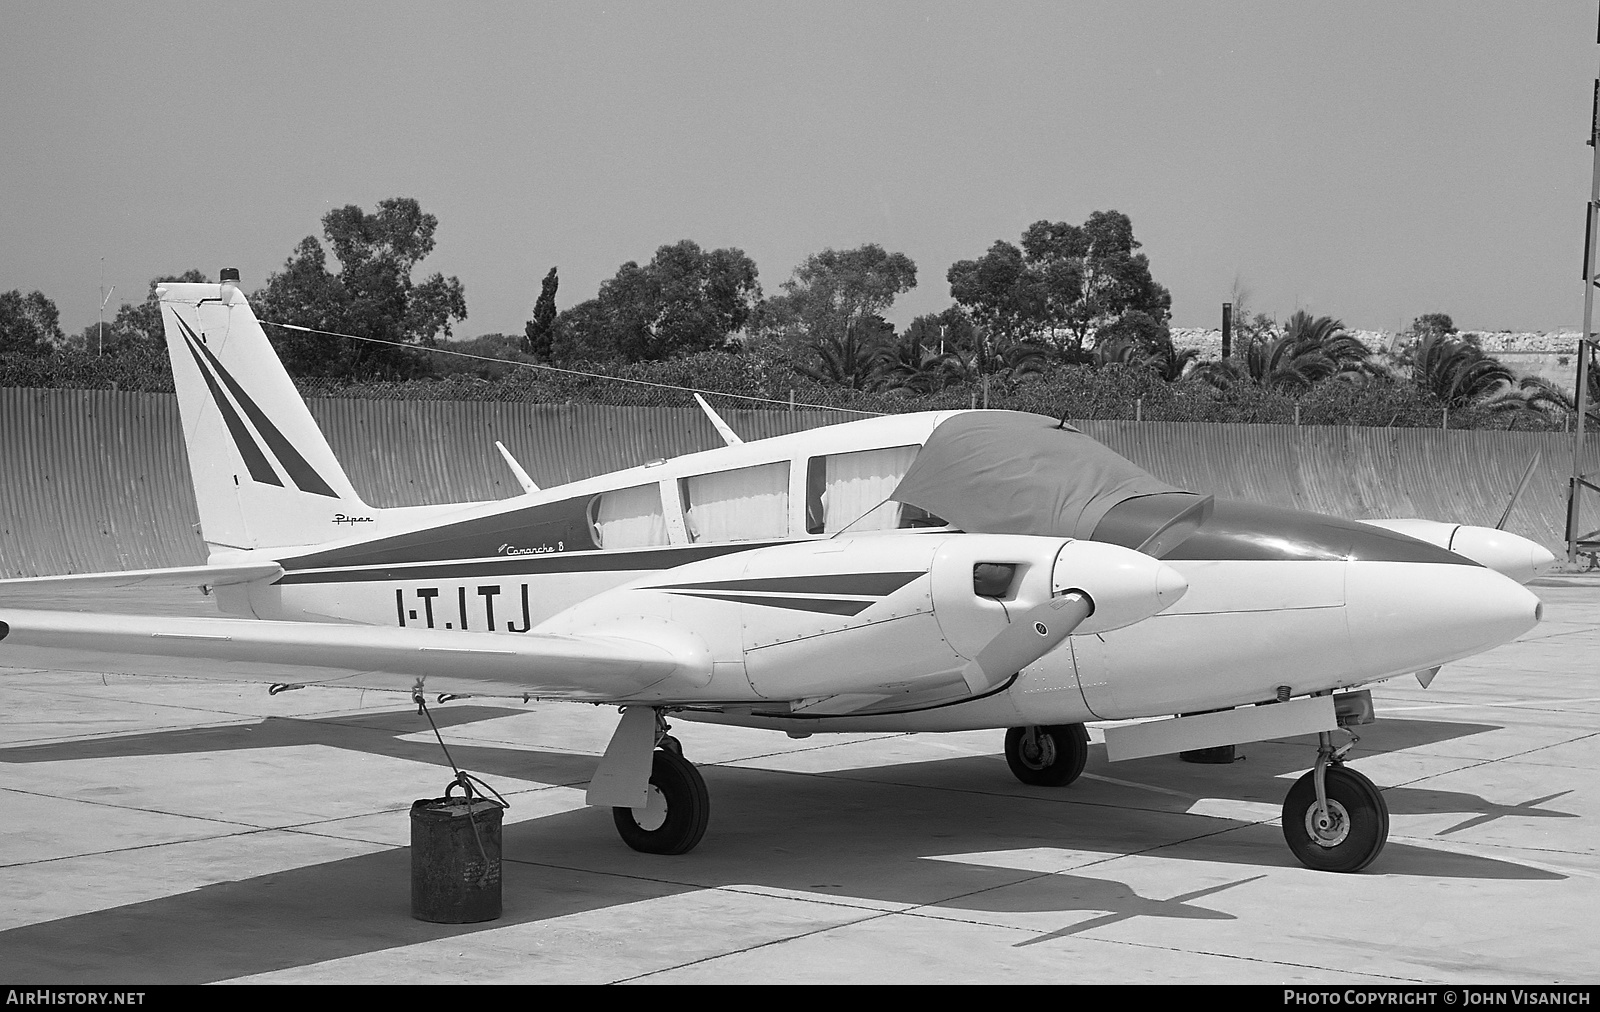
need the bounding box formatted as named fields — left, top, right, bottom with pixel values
left=1362, top=519, right=1557, bottom=585
left=1447, top=526, right=1557, bottom=585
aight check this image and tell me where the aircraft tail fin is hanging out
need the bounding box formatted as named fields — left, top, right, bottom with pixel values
left=160, top=271, right=370, bottom=553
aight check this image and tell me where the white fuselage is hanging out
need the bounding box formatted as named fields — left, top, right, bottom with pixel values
left=225, top=412, right=1541, bottom=735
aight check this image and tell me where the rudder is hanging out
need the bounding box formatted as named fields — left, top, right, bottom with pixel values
left=160, top=270, right=370, bottom=553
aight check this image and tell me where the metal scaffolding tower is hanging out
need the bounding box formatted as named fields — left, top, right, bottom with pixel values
left=1570, top=16, right=1600, bottom=564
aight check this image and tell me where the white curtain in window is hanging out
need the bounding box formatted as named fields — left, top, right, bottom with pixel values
left=593, top=483, right=668, bottom=549
left=684, top=462, right=790, bottom=542
left=823, top=445, right=918, bottom=533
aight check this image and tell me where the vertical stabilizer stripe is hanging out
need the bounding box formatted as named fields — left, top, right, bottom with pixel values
left=175, top=316, right=283, bottom=487
left=174, top=315, right=340, bottom=498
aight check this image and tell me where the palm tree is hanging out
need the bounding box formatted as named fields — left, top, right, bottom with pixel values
left=799, top=315, right=894, bottom=390
left=994, top=341, right=1052, bottom=381
left=879, top=334, right=964, bottom=394
left=1189, top=312, right=1372, bottom=392
left=1260, top=312, right=1373, bottom=390
left=1093, top=334, right=1198, bottom=381
left=1184, top=356, right=1247, bottom=391
left=1479, top=375, right=1571, bottom=420
left=1410, top=333, right=1575, bottom=426
left=1411, top=333, right=1515, bottom=409
left=1281, top=312, right=1370, bottom=365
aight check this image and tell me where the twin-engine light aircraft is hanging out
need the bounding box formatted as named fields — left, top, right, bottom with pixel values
left=0, top=272, right=1552, bottom=872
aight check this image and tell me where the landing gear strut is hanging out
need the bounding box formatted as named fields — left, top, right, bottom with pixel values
left=1004, top=724, right=1089, bottom=787
left=612, top=716, right=709, bottom=855
left=1282, top=729, right=1388, bottom=873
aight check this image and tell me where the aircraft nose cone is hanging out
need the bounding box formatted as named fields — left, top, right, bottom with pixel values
left=1448, top=527, right=1557, bottom=585
left=1345, top=562, right=1542, bottom=677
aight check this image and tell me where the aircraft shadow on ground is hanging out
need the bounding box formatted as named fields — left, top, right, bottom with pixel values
left=0, top=705, right=596, bottom=786
left=0, top=707, right=1569, bottom=982
left=1074, top=717, right=1578, bottom=836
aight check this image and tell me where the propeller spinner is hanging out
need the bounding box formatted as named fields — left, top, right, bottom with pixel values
left=955, top=539, right=1190, bottom=694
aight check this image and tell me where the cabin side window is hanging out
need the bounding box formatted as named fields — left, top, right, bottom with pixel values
left=679, top=462, right=791, bottom=543
left=588, top=483, right=669, bottom=550
left=805, top=445, right=924, bottom=534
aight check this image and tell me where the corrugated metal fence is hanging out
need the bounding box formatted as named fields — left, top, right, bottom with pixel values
left=1076, top=420, right=1595, bottom=557
left=310, top=399, right=862, bottom=506
left=1, top=390, right=203, bottom=577
left=2, top=389, right=1594, bottom=577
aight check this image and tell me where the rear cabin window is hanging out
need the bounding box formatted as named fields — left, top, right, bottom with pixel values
left=680, top=462, right=790, bottom=543
left=805, top=445, right=933, bottom=534
left=588, top=483, right=669, bottom=550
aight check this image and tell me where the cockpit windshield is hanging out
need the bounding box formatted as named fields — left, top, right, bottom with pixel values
left=894, top=410, right=1476, bottom=566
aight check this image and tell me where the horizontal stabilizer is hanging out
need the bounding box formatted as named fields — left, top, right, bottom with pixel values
left=0, top=563, right=284, bottom=600
left=0, top=609, right=700, bottom=701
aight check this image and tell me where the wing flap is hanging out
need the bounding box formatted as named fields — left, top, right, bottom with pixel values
left=0, top=609, right=695, bottom=701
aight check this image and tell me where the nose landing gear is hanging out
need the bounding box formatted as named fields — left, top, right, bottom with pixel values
left=1282, top=729, right=1388, bottom=873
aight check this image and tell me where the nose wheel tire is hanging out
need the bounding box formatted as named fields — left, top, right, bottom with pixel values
left=1004, top=724, right=1089, bottom=787
left=613, top=747, right=710, bottom=855
left=1282, top=765, right=1388, bottom=873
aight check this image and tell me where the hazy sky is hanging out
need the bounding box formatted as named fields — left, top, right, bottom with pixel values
left=3, top=1, right=1597, bottom=340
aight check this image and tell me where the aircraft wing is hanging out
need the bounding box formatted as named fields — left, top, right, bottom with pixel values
left=0, top=563, right=284, bottom=600
left=0, top=609, right=700, bottom=702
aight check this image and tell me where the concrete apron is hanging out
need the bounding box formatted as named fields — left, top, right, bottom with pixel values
left=0, top=581, right=1596, bottom=984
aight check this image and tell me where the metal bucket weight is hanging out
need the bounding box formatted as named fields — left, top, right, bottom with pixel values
left=410, top=796, right=503, bottom=923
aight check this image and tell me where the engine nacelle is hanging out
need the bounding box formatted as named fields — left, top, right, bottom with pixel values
left=540, top=533, right=1186, bottom=705
left=930, top=534, right=1186, bottom=662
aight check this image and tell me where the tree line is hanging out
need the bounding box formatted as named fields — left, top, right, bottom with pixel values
left=0, top=196, right=1587, bottom=429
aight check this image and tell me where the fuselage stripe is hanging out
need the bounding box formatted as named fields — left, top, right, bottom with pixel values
left=658, top=571, right=924, bottom=597
left=275, top=541, right=788, bottom=583
left=664, top=592, right=875, bottom=616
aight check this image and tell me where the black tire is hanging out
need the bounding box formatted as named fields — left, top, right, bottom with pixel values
left=1004, top=724, right=1089, bottom=787
left=1282, top=766, right=1389, bottom=873
left=612, top=748, right=710, bottom=855
left=1179, top=744, right=1238, bottom=764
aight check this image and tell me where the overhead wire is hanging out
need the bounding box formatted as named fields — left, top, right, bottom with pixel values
left=260, top=320, right=884, bottom=416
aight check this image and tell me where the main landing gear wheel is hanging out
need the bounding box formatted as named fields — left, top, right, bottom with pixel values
left=1004, top=724, right=1089, bottom=787
left=1282, top=765, right=1389, bottom=873
left=613, top=747, right=710, bottom=855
